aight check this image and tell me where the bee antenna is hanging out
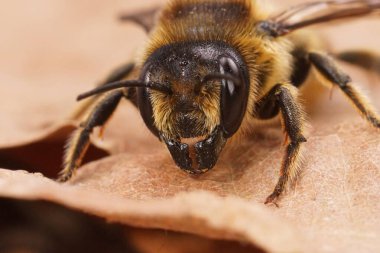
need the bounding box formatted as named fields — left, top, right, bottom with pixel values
left=76, top=80, right=172, bottom=101
left=201, top=73, right=241, bottom=86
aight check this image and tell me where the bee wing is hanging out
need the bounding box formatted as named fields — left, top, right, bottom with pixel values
left=119, top=7, right=161, bottom=33
left=265, top=0, right=380, bottom=36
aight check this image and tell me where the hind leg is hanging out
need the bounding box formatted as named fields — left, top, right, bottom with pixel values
left=336, top=50, right=380, bottom=75
left=309, top=52, right=380, bottom=128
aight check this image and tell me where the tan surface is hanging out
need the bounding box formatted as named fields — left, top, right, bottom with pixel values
left=0, top=0, right=380, bottom=252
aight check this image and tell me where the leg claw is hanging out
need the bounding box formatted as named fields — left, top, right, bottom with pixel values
left=264, top=194, right=280, bottom=208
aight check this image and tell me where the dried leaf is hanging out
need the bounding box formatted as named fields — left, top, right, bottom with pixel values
left=0, top=169, right=302, bottom=252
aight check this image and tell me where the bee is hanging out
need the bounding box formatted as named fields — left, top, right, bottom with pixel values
left=59, top=0, right=380, bottom=205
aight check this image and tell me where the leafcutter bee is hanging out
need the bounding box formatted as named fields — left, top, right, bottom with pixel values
left=60, top=0, right=380, bottom=205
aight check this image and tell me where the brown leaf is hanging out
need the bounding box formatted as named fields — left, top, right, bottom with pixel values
left=0, top=169, right=302, bottom=252
left=1, top=0, right=380, bottom=252
left=128, top=229, right=264, bottom=253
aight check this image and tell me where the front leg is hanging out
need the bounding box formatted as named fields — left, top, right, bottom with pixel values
left=59, top=90, right=125, bottom=182
left=255, top=84, right=307, bottom=205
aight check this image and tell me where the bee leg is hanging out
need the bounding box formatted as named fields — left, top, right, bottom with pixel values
left=336, top=50, right=380, bottom=75
left=70, top=62, right=135, bottom=120
left=255, top=84, right=307, bottom=205
left=59, top=90, right=125, bottom=182
left=309, top=52, right=380, bottom=128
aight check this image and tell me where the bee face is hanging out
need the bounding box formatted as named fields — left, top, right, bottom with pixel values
left=141, top=42, right=221, bottom=139
left=137, top=41, right=250, bottom=173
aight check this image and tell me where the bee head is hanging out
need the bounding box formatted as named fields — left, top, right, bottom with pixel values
left=138, top=41, right=250, bottom=173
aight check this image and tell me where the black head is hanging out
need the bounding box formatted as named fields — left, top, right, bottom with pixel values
left=137, top=41, right=250, bottom=173
left=138, top=41, right=250, bottom=139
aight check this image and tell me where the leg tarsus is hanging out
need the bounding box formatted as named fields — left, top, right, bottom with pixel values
left=264, top=195, right=280, bottom=207
left=265, top=140, right=304, bottom=206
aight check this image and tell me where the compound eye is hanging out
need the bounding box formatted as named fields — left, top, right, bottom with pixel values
left=137, top=87, right=160, bottom=138
left=219, top=57, right=249, bottom=138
